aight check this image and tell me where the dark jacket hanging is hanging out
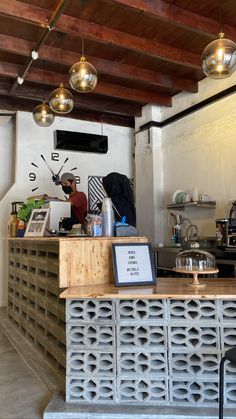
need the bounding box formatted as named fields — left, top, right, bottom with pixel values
left=102, top=172, right=136, bottom=226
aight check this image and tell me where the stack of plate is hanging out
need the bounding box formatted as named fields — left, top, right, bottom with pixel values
left=172, top=190, right=190, bottom=204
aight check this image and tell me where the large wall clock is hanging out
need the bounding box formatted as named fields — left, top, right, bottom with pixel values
left=28, top=152, right=80, bottom=193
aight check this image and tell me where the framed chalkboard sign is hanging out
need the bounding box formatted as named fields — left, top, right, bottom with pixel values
left=112, top=243, right=156, bottom=287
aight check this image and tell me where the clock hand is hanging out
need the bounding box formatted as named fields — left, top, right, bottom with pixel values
left=56, top=157, right=69, bottom=177
left=40, top=154, right=56, bottom=176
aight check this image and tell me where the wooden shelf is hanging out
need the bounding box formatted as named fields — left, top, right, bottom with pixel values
left=167, top=201, right=216, bottom=210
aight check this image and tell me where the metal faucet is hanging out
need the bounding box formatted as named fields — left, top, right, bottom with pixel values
left=184, top=224, right=199, bottom=242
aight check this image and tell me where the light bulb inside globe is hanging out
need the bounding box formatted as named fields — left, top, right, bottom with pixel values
left=49, top=83, right=74, bottom=114
left=33, top=102, right=55, bottom=127
left=202, top=34, right=236, bottom=79
left=69, top=57, right=98, bottom=93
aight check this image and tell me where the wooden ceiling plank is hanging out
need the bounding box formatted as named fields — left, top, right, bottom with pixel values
left=0, top=94, right=134, bottom=127
left=0, top=0, right=200, bottom=69
left=58, top=16, right=200, bottom=69
left=0, top=61, right=172, bottom=106
left=0, top=33, right=197, bottom=93
left=0, top=63, right=142, bottom=116
left=29, top=67, right=172, bottom=106
left=0, top=0, right=49, bottom=26
left=104, top=0, right=236, bottom=40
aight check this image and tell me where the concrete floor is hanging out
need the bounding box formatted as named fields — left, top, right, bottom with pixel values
left=0, top=308, right=64, bottom=419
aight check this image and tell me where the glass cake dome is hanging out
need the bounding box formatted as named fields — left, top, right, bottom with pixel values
left=176, top=248, right=216, bottom=271
left=174, top=243, right=218, bottom=286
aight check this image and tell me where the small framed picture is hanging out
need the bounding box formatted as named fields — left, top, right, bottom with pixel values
left=112, top=243, right=156, bottom=287
left=24, top=208, right=50, bottom=237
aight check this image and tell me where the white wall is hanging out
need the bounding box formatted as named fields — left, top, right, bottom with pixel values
left=162, top=91, right=236, bottom=242
left=0, top=111, right=134, bottom=306
left=135, top=72, right=236, bottom=245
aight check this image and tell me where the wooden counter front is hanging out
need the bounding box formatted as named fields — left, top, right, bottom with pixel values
left=9, top=236, right=148, bottom=287
left=60, top=277, right=236, bottom=299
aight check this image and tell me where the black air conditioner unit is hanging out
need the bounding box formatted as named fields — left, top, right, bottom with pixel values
left=54, top=130, right=108, bottom=154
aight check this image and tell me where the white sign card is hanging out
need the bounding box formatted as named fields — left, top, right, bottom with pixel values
left=25, top=208, right=50, bottom=237
left=112, top=243, right=156, bottom=287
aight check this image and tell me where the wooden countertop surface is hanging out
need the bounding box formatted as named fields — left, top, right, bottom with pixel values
left=8, top=236, right=146, bottom=241
left=7, top=236, right=146, bottom=242
left=60, top=277, right=236, bottom=300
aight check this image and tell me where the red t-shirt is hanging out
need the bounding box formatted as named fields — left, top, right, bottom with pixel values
left=68, top=191, right=87, bottom=224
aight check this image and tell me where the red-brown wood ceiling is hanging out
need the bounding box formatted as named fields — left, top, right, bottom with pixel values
left=0, top=0, right=235, bottom=127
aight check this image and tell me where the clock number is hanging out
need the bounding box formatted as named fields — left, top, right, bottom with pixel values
left=51, top=152, right=59, bottom=161
left=75, top=175, right=80, bottom=184
left=29, top=172, right=36, bottom=181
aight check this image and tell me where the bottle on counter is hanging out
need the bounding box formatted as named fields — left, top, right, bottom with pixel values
left=102, top=197, right=114, bottom=237
left=8, top=202, right=18, bottom=237
left=172, top=223, right=182, bottom=245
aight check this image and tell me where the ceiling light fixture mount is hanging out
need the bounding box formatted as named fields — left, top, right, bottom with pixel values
left=49, top=33, right=74, bottom=114
left=69, top=0, right=98, bottom=93
left=33, top=60, right=55, bottom=127
left=201, top=1, right=236, bottom=79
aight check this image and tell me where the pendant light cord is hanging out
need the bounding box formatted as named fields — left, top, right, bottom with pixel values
left=219, top=0, right=224, bottom=37
left=81, top=0, right=85, bottom=57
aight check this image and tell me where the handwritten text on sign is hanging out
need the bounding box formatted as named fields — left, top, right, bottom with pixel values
left=114, top=244, right=154, bottom=284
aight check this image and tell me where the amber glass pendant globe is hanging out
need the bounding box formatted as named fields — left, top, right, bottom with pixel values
left=49, top=83, right=74, bottom=114
left=202, top=34, right=236, bottom=79
left=33, top=102, right=55, bottom=127
left=69, top=56, right=98, bottom=93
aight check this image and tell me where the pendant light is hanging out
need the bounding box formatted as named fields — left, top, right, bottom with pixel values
left=33, top=102, right=55, bottom=127
left=49, top=82, right=74, bottom=114
left=33, top=60, right=55, bottom=127
left=69, top=0, right=98, bottom=93
left=49, top=34, right=74, bottom=114
left=201, top=1, right=236, bottom=79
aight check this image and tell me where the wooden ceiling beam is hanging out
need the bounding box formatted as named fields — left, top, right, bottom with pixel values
left=0, top=78, right=142, bottom=119
left=0, top=93, right=134, bottom=127
left=0, top=33, right=198, bottom=93
left=0, top=0, right=200, bottom=69
left=0, top=79, right=139, bottom=119
left=104, top=0, right=236, bottom=40
left=57, top=17, right=200, bottom=69
left=0, top=61, right=172, bottom=106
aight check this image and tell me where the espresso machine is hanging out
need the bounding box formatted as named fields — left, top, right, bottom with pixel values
left=216, top=201, right=236, bottom=248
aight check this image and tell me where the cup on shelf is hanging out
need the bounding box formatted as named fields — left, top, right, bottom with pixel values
left=199, top=193, right=209, bottom=202
left=187, top=188, right=198, bottom=202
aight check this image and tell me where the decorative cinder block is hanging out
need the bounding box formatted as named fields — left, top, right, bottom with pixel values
left=8, top=240, right=66, bottom=374
left=66, top=377, right=116, bottom=403
left=67, top=299, right=114, bottom=323
left=168, top=299, right=218, bottom=323
left=67, top=324, right=115, bottom=349
left=169, top=325, right=220, bottom=351
left=170, top=378, right=218, bottom=406
left=169, top=351, right=220, bottom=377
left=117, top=377, right=168, bottom=404
left=117, top=325, right=166, bottom=349
left=220, top=300, right=236, bottom=323
left=117, top=350, right=167, bottom=376
left=223, top=380, right=236, bottom=406
left=67, top=350, right=115, bottom=376
left=116, top=299, right=166, bottom=323
left=221, top=326, right=236, bottom=349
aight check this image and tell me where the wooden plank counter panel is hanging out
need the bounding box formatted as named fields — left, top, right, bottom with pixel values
left=59, top=236, right=148, bottom=287
left=60, top=277, right=236, bottom=299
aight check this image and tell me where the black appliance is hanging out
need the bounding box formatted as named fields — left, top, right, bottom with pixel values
left=54, top=130, right=108, bottom=154
left=216, top=201, right=236, bottom=248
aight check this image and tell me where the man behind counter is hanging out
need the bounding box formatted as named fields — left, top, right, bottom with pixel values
left=59, top=172, right=87, bottom=229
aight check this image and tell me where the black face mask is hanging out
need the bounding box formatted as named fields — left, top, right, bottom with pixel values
left=62, top=185, right=73, bottom=195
